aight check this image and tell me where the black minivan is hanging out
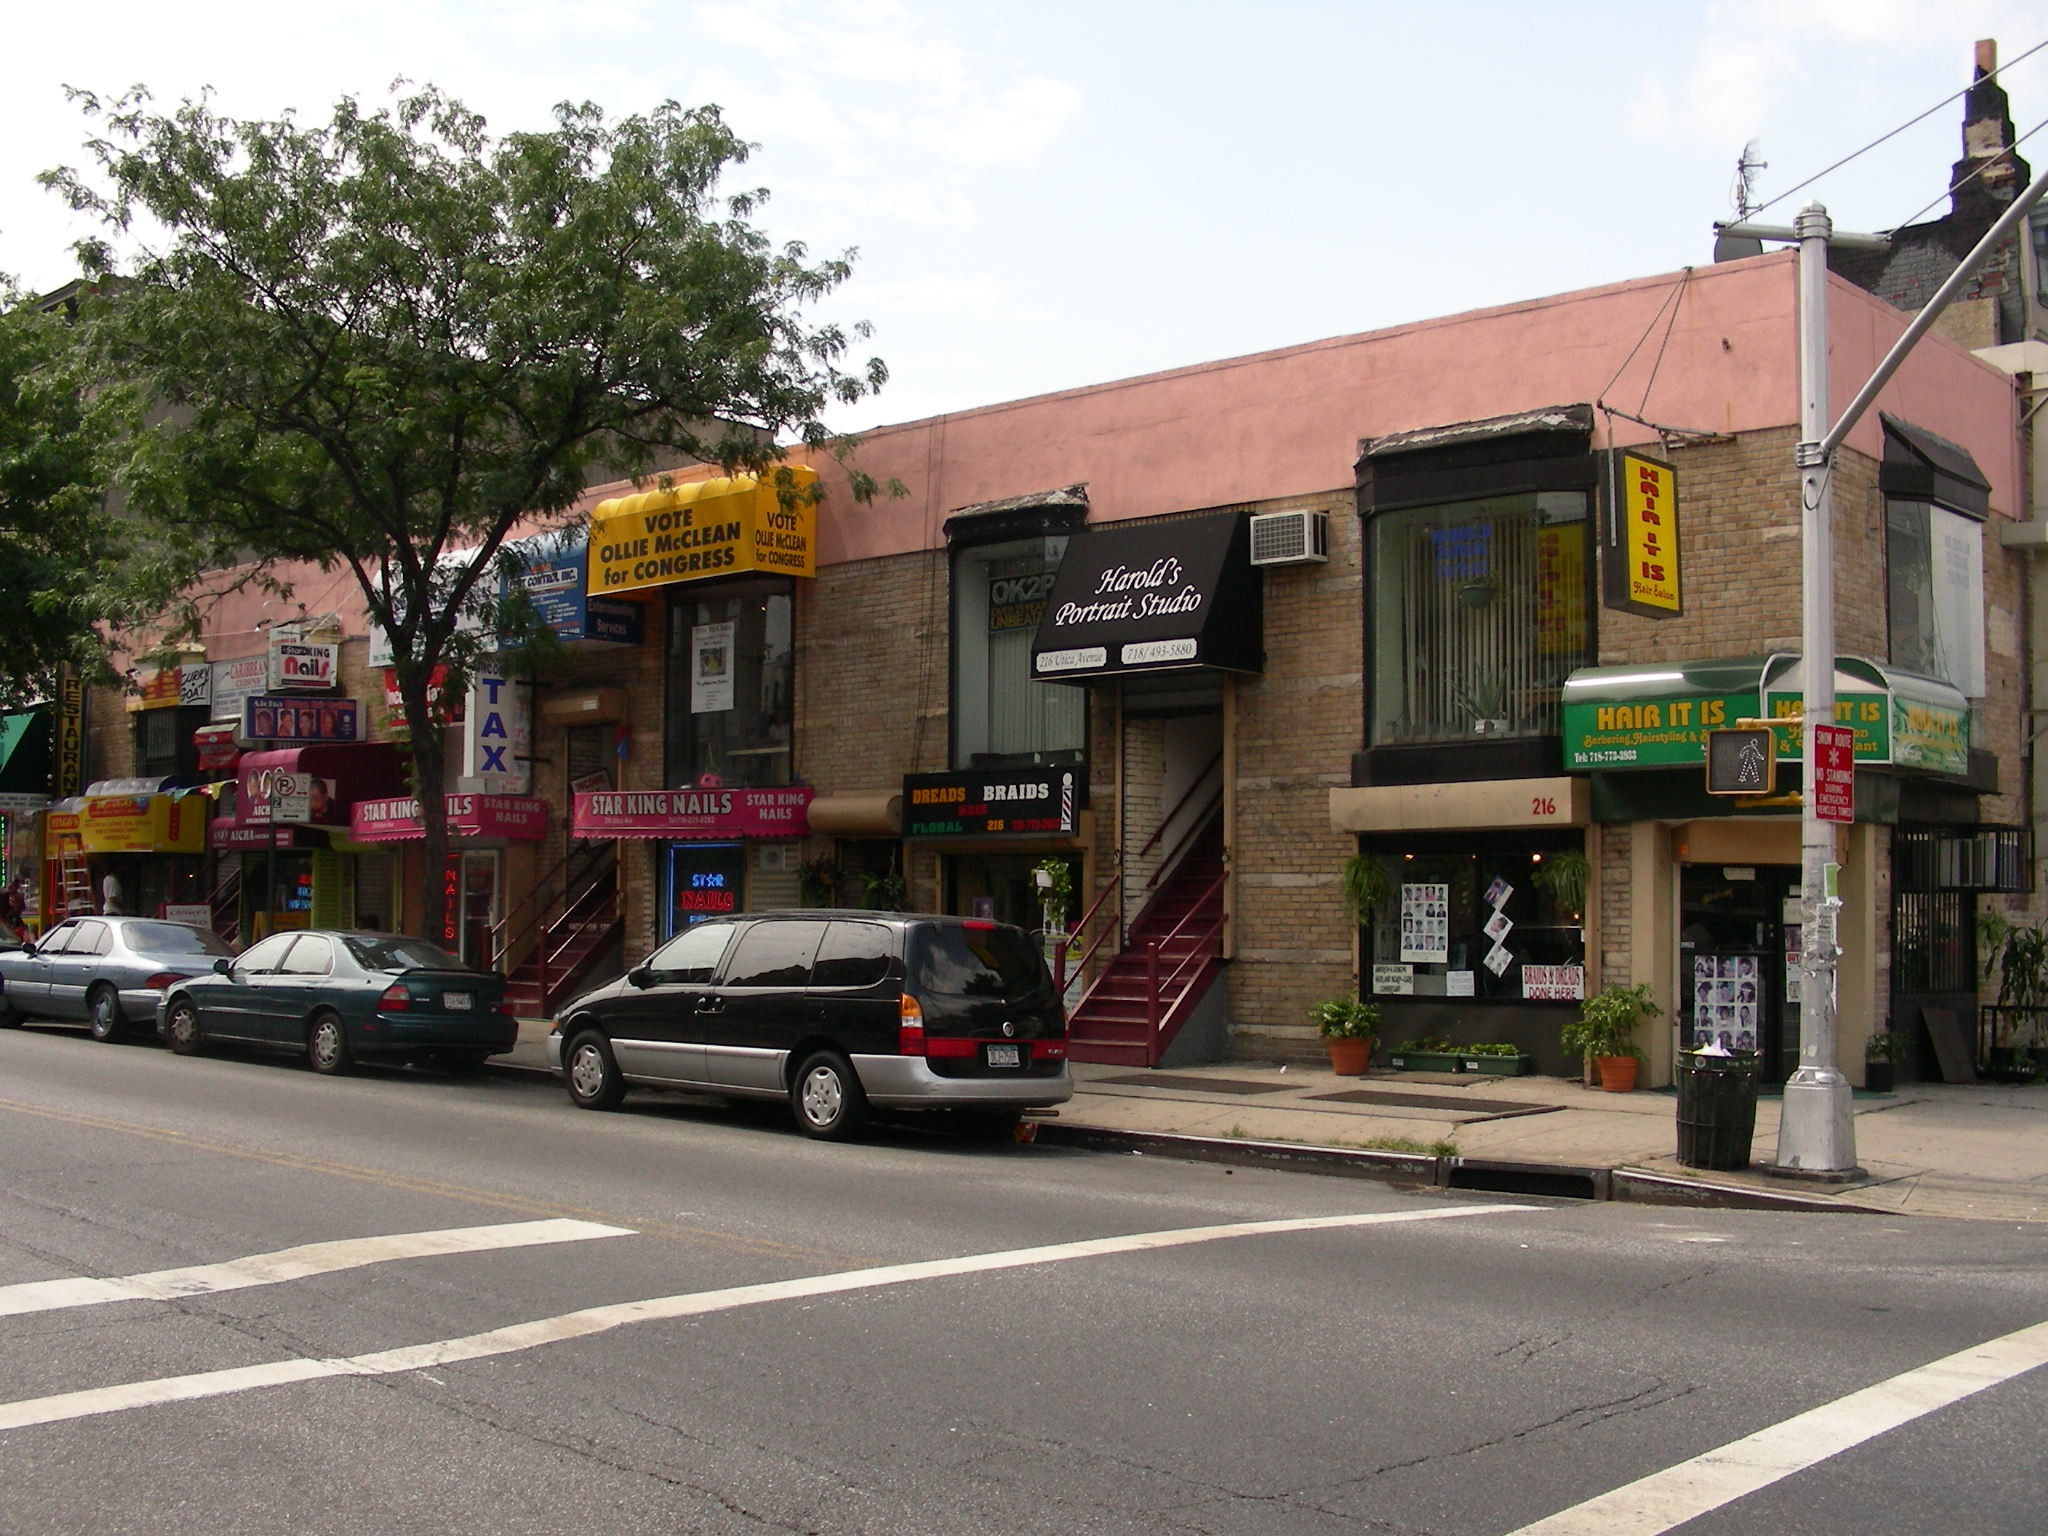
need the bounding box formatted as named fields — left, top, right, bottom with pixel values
left=546, top=911, right=1072, bottom=1139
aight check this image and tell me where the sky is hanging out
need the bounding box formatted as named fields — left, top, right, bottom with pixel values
left=4, top=1, right=2045, bottom=433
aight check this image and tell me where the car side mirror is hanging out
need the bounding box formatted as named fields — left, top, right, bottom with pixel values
left=628, top=963, right=653, bottom=989
left=213, top=957, right=233, bottom=975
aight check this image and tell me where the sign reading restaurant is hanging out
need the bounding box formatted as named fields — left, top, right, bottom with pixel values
left=587, top=466, right=818, bottom=597
left=904, top=769, right=1079, bottom=838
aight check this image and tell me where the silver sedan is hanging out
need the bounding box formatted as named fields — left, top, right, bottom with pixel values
left=0, top=916, right=237, bottom=1041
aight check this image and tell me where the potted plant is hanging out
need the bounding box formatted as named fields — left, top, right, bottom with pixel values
left=1311, top=994, right=1380, bottom=1075
left=1456, top=676, right=1510, bottom=735
left=1561, top=981, right=1659, bottom=1092
left=1864, top=1028, right=1905, bottom=1094
left=1388, top=1034, right=1461, bottom=1073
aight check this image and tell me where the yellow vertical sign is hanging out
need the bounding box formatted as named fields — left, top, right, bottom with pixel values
left=1618, top=451, right=1681, bottom=615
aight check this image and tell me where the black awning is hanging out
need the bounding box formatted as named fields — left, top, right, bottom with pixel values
left=1881, top=413, right=1989, bottom=519
left=1030, top=512, right=1262, bottom=684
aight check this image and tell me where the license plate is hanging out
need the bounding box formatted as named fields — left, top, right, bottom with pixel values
left=985, top=1043, right=1021, bottom=1069
left=443, top=992, right=473, bottom=1011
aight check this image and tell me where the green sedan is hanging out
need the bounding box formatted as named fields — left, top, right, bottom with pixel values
left=157, top=929, right=518, bottom=1075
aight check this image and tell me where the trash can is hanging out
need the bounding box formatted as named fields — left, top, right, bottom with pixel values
left=1675, top=1050, right=1760, bottom=1170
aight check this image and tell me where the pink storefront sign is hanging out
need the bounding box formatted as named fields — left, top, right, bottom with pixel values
left=572, top=786, right=814, bottom=840
left=350, top=793, right=550, bottom=842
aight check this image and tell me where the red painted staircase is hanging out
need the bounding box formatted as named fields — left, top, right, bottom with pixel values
left=499, top=849, right=623, bottom=1018
left=1065, top=816, right=1227, bottom=1067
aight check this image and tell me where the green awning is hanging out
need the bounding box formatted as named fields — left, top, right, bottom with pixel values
left=0, top=710, right=52, bottom=796
left=1563, top=655, right=1969, bottom=777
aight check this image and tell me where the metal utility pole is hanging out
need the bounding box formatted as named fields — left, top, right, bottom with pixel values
left=1721, top=163, right=2048, bottom=1175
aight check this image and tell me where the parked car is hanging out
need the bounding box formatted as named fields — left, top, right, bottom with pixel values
left=547, top=910, right=1072, bottom=1139
left=0, top=916, right=236, bottom=1040
left=157, top=929, right=517, bottom=1075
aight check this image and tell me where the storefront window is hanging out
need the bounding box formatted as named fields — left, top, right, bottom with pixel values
left=665, top=579, right=793, bottom=788
left=1886, top=498, right=1985, bottom=698
left=952, top=536, right=1084, bottom=769
left=1356, top=834, right=1585, bottom=1001
left=1367, top=492, right=1590, bottom=745
left=132, top=706, right=211, bottom=779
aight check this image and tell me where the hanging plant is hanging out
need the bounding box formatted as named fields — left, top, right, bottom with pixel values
left=1341, top=854, right=1394, bottom=924
left=1531, top=850, right=1590, bottom=918
left=860, top=867, right=909, bottom=911
left=1032, top=857, right=1074, bottom=920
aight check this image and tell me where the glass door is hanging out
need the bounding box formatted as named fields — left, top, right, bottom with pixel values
left=459, top=850, right=500, bottom=969
left=1679, top=863, right=1798, bottom=1082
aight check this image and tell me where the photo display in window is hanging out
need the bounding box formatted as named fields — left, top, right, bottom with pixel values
left=1360, top=838, right=1585, bottom=1001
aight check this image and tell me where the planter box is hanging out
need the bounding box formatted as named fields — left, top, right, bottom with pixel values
left=1387, top=1051, right=1463, bottom=1073
left=1458, top=1052, right=1533, bottom=1076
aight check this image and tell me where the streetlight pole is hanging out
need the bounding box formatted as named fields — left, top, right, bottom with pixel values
left=1721, top=164, right=2048, bottom=1174
left=1781, top=204, right=1855, bottom=1174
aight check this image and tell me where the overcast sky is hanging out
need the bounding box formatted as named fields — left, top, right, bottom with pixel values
left=4, top=1, right=2043, bottom=431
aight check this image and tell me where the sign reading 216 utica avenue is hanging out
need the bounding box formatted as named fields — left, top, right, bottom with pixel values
left=1031, top=510, right=1262, bottom=682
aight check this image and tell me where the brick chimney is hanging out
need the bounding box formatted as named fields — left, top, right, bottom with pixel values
left=1951, top=39, right=2029, bottom=217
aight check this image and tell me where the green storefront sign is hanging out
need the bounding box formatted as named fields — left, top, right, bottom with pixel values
left=1563, top=655, right=1968, bottom=777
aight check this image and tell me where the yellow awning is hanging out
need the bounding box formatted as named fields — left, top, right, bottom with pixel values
left=589, top=466, right=817, bottom=596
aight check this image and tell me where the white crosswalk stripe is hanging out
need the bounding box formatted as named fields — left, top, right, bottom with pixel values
left=0, top=1205, right=1514, bottom=1431
left=0, top=1219, right=632, bottom=1318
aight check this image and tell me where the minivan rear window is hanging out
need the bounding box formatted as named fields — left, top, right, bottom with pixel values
left=910, top=924, right=1048, bottom=1000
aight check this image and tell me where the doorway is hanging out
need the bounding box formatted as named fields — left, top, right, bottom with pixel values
left=457, top=850, right=500, bottom=968
left=1679, top=863, right=1799, bottom=1083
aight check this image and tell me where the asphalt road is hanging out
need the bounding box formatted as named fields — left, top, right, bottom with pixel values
left=2, top=1023, right=2045, bottom=1536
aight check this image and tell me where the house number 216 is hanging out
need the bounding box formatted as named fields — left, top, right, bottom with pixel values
left=1531, top=796, right=1558, bottom=817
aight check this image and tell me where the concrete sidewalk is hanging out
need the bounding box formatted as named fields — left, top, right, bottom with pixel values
left=499, top=1022, right=2048, bottom=1224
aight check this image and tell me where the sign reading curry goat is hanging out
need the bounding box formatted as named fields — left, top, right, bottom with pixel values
left=587, top=467, right=817, bottom=596
left=1031, top=511, right=1261, bottom=681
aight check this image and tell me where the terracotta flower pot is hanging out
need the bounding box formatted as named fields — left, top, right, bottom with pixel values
left=1326, top=1036, right=1374, bottom=1075
left=1595, top=1055, right=1639, bottom=1093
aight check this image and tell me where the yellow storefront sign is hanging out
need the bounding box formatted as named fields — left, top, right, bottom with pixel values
left=588, top=466, right=817, bottom=597
left=79, top=793, right=206, bottom=854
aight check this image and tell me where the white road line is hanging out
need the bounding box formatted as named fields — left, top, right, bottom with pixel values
left=0, top=1203, right=1514, bottom=1432
left=1507, top=1317, right=2048, bottom=1535
left=0, top=1219, right=632, bottom=1318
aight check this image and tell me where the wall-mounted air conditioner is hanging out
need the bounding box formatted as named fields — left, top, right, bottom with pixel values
left=1248, top=510, right=1329, bottom=567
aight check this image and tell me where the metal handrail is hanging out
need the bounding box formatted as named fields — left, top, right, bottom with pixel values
left=491, top=844, right=613, bottom=973
left=1137, top=750, right=1223, bottom=860
left=1145, top=788, right=1223, bottom=892
left=1144, top=872, right=1228, bottom=1034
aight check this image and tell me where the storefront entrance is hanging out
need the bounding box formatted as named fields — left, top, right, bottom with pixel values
left=1679, top=863, right=1800, bottom=1083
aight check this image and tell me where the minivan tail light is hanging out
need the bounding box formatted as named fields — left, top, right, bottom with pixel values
left=377, top=983, right=411, bottom=1012
left=897, top=993, right=926, bottom=1055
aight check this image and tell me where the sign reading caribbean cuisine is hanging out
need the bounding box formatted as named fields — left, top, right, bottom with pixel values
left=588, top=467, right=817, bottom=597
left=1563, top=655, right=1969, bottom=778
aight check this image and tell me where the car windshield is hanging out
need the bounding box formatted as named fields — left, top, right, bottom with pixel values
left=122, top=922, right=236, bottom=957
left=909, top=923, right=1049, bottom=1000
left=342, top=935, right=472, bottom=973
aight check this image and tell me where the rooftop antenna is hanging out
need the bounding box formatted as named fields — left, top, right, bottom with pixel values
left=1714, top=140, right=1769, bottom=261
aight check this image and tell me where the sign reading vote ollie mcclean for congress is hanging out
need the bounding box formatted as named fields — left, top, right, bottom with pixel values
left=587, top=467, right=817, bottom=597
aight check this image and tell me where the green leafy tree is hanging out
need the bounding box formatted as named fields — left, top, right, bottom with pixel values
left=0, top=281, right=165, bottom=709
left=46, top=85, right=888, bottom=941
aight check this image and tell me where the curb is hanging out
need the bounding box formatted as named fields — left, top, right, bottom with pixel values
left=490, top=1057, right=1885, bottom=1215
left=1033, top=1122, right=1883, bottom=1214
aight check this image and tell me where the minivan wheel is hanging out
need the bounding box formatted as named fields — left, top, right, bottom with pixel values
left=164, top=998, right=206, bottom=1056
left=792, top=1051, right=867, bottom=1140
left=88, top=986, right=125, bottom=1042
left=565, top=1031, right=625, bottom=1111
left=307, top=1011, right=354, bottom=1075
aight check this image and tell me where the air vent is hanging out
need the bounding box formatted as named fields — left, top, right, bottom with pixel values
left=1248, top=510, right=1329, bottom=566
